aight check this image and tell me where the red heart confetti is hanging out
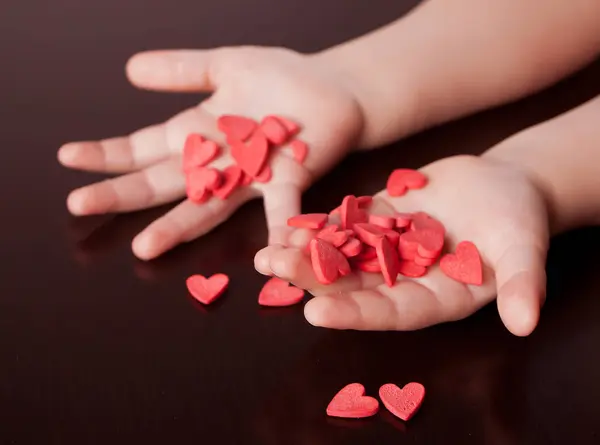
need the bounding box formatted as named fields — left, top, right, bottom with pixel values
left=376, top=236, right=400, bottom=286
left=310, top=238, right=351, bottom=284
left=368, top=214, right=396, bottom=229
left=399, top=229, right=444, bottom=259
left=186, top=273, right=229, bottom=305
left=231, top=131, right=269, bottom=177
left=379, top=382, right=425, bottom=421
left=253, top=165, right=272, bottom=183
left=213, top=165, right=243, bottom=200
left=326, top=383, right=379, bottom=419
left=273, top=115, right=300, bottom=136
left=290, top=139, right=308, bottom=164
left=410, top=212, right=445, bottom=235
left=260, top=116, right=289, bottom=145
left=398, top=260, right=427, bottom=278
left=217, top=115, right=257, bottom=141
left=354, top=256, right=382, bottom=273
left=258, top=277, right=304, bottom=307
left=287, top=213, right=328, bottom=230
left=183, top=135, right=220, bottom=171
left=339, top=237, right=363, bottom=257
left=440, top=241, right=483, bottom=285
left=340, top=195, right=368, bottom=230
left=386, top=169, right=427, bottom=197
left=317, top=225, right=349, bottom=247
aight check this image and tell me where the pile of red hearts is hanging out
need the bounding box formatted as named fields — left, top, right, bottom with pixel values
left=182, top=114, right=308, bottom=203
left=288, top=169, right=483, bottom=286
left=327, top=382, right=425, bottom=421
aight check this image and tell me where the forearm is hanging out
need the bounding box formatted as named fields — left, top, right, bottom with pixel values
left=484, top=95, right=600, bottom=235
left=318, top=0, right=600, bottom=148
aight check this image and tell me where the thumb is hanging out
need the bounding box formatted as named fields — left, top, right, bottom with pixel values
left=126, top=49, right=222, bottom=92
left=494, top=243, right=548, bottom=336
left=263, top=184, right=302, bottom=246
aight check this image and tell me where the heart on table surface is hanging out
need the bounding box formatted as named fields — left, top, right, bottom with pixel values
left=326, top=383, right=379, bottom=419
left=186, top=273, right=229, bottom=305
left=379, top=382, right=425, bottom=421
left=440, top=240, right=483, bottom=285
left=258, top=277, right=304, bottom=307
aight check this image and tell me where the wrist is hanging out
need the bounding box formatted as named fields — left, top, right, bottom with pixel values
left=482, top=130, right=600, bottom=235
left=311, top=43, right=423, bottom=150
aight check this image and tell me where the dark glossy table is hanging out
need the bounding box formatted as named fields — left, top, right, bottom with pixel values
left=2, top=1, right=600, bottom=444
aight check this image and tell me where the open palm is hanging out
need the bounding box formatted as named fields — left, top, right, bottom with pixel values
left=58, top=46, right=363, bottom=259
left=255, top=155, right=550, bottom=336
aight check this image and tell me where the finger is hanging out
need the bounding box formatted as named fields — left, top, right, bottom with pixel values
left=304, top=265, right=473, bottom=331
left=132, top=190, right=253, bottom=260
left=66, top=157, right=185, bottom=215
left=263, top=184, right=302, bottom=246
left=495, top=244, right=548, bottom=336
left=126, top=50, right=218, bottom=92
left=304, top=283, right=428, bottom=331
left=58, top=123, right=169, bottom=173
left=256, top=244, right=376, bottom=294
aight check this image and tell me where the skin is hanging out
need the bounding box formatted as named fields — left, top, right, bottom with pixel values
left=256, top=95, right=600, bottom=336
left=57, top=0, right=600, bottom=334
left=58, top=0, right=600, bottom=261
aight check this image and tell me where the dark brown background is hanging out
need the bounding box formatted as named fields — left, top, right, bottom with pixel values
left=1, top=0, right=600, bottom=444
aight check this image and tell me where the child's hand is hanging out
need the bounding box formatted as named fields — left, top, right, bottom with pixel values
left=58, top=47, right=364, bottom=259
left=255, top=155, right=550, bottom=336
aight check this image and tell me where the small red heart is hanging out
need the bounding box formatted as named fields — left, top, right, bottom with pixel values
left=260, top=116, right=289, bottom=145
left=410, top=212, right=445, bottom=236
left=386, top=169, right=427, bottom=197
left=376, top=236, right=400, bottom=286
left=217, top=115, right=257, bottom=141
left=354, top=256, right=382, bottom=273
left=340, top=195, right=368, bottom=230
left=413, top=253, right=436, bottom=267
left=354, top=223, right=399, bottom=247
left=399, top=229, right=444, bottom=259
left=258, top=277, right=304, bottom=307
left=355, top=245, right=377, bottom=261
left=290, top=139, right=308, bottom=164
left=240, top=171, right=254, bottom=186
left=187, top=166, right=222, bottom=191
left=186, top=273, right=229, bottom=305
left=253, top=165, right=272, bottom=183
left=395, top=213, right=412, bottom=229
left=368, top=214, right=396, bottom=229
left=310, top=238, right=351, bottom=284
left=287, top=213, right=328, bottom=230
left=326, top=383, right=379, bottom=419
left=379, top=382, right=425, bottom=421
left=339, top=237, right=363, bottom=258
left=183, top=135, right=220, bottom=171
left=398, top=260, right=427, bottom=278
left=213, top=165, right=243, bottom=200
left=231, top=131, right=269, bottom=178
left=440, top=241, right=483, bottom=285
left=317, top=225, right=349, bottom=247
left=272, top=115, right=300, bottom=136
